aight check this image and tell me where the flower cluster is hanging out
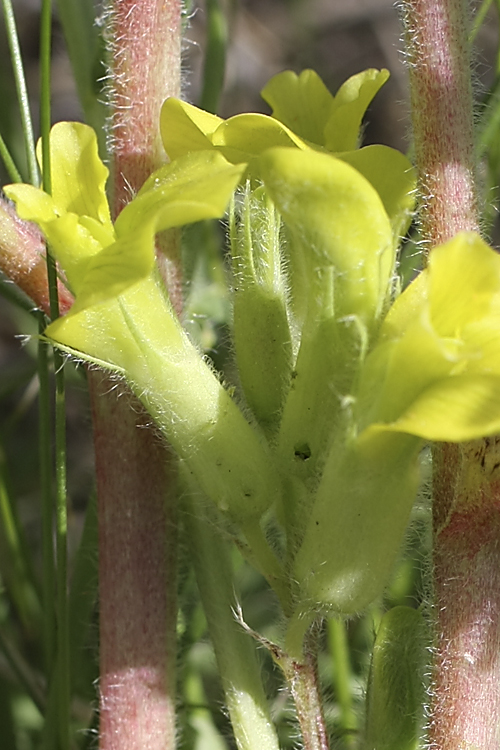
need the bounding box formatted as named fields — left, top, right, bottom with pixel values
left=6, top=68, right=500, bottom=630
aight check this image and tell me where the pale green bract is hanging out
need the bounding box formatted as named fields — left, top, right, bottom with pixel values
left=6, top=69, right=500, bottom=630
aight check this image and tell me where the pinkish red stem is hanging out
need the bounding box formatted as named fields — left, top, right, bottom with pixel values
left=90, top=378, right=178, bottom=750
left=402, top=0, right=500, bottom=747
left=107, top=0, right=183, bottom=311
left=93, top=2, right=182, bottom=749
left=431, top=441, right=500, bottom=750
left=402, top=0, right=479, bottom=247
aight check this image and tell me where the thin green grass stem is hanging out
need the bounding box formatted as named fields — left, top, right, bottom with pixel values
left=327, top=618, right=357, bottom=748
left=199, top=0, right=228, bottom=113
left=0, top=0, right=38, bottom=185
left=37, top=313, right=56, bottom=675
left=0, top=133, right=22, bottom=183
left=53, top=349, right=70, bottom=750
left=470, top=0, right=493, bottom=42
left=39, top=4, right=70, bottom=744
left=40, top=0, right=52, bottom=194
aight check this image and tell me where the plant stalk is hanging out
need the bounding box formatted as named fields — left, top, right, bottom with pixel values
left=278, top=635, right=329, bottom=750
left=94, top=2, right=182, bottom=748
left=401, top=0, right=479, bottom=247
left=90, top=377, right=178, bottom=750
left=402, top=0, right=500, bottom=746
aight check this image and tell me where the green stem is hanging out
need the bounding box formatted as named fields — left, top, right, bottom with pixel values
left=53, top=350, right=69, bottom=750
left=39, top=0, right=52, bottom=194
left=0, top=132, right=22, bottom=183
left=199, top=0, right=228, bottom=114
left=37, top=317, right=56, bottom=676
left=0, top=0, right=38, bottom=185
left=39, top=2, right=70, bottom=746
left=183, top=487, right=281, bottom=750
left=327, top=618, right=357, bottom=747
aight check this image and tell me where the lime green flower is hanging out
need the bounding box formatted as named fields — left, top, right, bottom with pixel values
left=291, top=232, right=500, bottom=618
left=160, top=69, right=415, bottom=246
left=7, top=76, right=500, bottom=626
left=260, top=68, right=389, bottom=152
left=158, top=71, right=415, bottom=442
left=4, top=122, right=282, bottom=528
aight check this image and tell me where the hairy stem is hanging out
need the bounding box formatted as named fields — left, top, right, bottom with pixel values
left=95, top=2, right=182, bottom=748
left=402, top=0, right=500, bottom=747
left=431, top=441, right=500, bottom=750
left=279, top=638, right=329, bottom=750
left=401, top=0, right=479, bottom=247
left=91, top=378, right=178, bottom=750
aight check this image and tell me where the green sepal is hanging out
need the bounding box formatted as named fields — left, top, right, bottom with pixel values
left=364, top=606, right=424, bottom=750
left=292, top=431, right=422, bottom=616
left=232, top=287, right=293, bottom=433
left=277, top=313, right=367, bottom=495
left=229, top=185, right=292, bottom=433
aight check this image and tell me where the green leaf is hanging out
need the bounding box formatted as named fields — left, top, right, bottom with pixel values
left=364, top=606, right=424, bottom=750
